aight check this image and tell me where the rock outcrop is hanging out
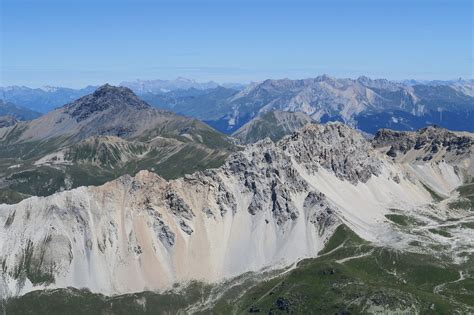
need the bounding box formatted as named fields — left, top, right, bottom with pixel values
left=0, top=123, right=471, bottom=298
left=372, top=126, right=474, bottom=177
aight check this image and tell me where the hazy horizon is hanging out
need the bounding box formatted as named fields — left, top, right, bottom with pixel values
left=1, top=0, right=472, bottom=88
left=1, top=74, right=473, bottom=90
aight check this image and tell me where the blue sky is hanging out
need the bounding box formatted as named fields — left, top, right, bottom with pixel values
left=1, top=0, right=472, bottom=87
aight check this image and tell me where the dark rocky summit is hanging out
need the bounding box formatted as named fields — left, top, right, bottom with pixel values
left=65, top=84, right=151, bottom=122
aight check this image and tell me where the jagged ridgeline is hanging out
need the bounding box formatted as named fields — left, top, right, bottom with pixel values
left=0, top=122, right=473, bottom=313
left=0, top=84, right=235, bottom=204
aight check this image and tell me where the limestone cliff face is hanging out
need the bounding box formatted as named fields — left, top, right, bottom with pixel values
left=372, top=126, right=474, bottom=177
left=0, top=123, right=471, bottom=297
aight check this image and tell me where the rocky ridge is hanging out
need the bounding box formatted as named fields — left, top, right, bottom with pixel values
left=373, top=126, right=474, bottom=174
left=0, top=122, right=472, bottom=298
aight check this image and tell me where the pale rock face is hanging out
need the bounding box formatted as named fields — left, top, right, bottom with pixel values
left=0, top=123, right=471, bottom=298
left=219, top=75, right=474, bottom=134
left=226, top=75, right=415, bottom=127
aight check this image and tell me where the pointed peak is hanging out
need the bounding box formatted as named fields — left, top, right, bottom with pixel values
left=65, top=84, right=150, bottom=122
left=93, top=84, right=134, bottom=96
left=97, top=83, right=113, bottom=89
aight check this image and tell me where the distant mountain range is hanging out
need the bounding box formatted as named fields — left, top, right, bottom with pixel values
left=0, top=99, right=41, bottom=121
left=202, top=75, right=473, bottom=134
left=140, top=86, right=239, bottom=119
left=0, top=84, right=234, bottom=204
left=0, top=79, right=245, bottom=113
left=126, top=76, right=474, bottom=134
left=401, top=78, right=474, bottom=96
left=120, top=77, right=246, bottom=93
left=0, top=85, right=97, bottom=113
left=1, top=76, right=472, bottom=134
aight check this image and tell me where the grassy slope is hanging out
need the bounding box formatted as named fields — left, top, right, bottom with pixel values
left=456, top=181, right=474, bottom=209
left=0, top=142, right=231, bottom=204
left=210, top=225, right=472, bottom=314
left=0, top=122, right=234, bottom=204
left=232, top=111, right=306, bottom=144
